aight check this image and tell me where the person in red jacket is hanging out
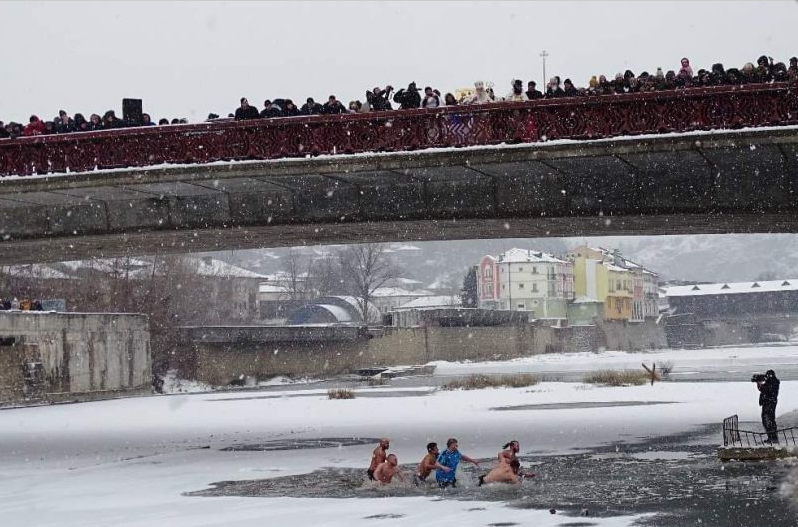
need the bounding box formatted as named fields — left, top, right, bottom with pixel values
left=23, top=115, right=46, bottom=136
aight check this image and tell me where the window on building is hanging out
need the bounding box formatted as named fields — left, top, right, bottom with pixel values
left=519, top=267, right=523, bottom=272
left=532, top=283, right=538, bottom=292
left=519, top=283, right=525, bottom=289
left=518, top=303, right=525, bottom=310
left=532, top=266, right=538, bottom=274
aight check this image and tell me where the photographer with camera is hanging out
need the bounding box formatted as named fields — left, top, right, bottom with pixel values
left=753, top=370, right=780, bottom=444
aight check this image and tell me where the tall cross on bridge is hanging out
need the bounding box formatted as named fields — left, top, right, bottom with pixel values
left=540, top=50, right=549, bottom=87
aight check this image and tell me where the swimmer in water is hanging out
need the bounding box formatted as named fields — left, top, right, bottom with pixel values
left=435, top=438, right=480, bottom=489
left=373, top=454, right=407, bottom=484
left=367, top=438, right=389, bottom=481
left=414, top=442, right=450, bottom=485
left=479, top=440, right=533, bottom=485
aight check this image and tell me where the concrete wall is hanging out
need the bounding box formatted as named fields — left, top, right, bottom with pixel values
left=598, top=318, right=668, bottom=352
left=0, top=312, right=151, bottom=402
left=181, top=321, right=662, bottom=383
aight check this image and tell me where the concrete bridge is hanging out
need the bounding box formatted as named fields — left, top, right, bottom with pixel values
left=1, top=84, right=797, bottom=265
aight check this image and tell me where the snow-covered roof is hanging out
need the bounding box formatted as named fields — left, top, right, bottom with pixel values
left=258, top=283, right=286, bottom=293
left=572, top=296, right=602, bottom=304
left=396, top=277, right=423, bottom=285
left=2, top=264, right=76, bottom=280
left=397, top=295, right=462, bottom=309
left=604, top=263, right=632, bottom=273
left=665, top=279, right=798, bottom=297
left=261, top=271, right=309, bottom=282
left=390, top=244, right=422, bottom=251
left=496, top=248, right=565, bottom=264
left=191, top=258, right=269, bottom=279
left=371, top=287, right=432, bottom=298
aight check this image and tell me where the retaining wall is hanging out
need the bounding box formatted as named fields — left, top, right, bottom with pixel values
left=0, top=312, right=151, bottom=404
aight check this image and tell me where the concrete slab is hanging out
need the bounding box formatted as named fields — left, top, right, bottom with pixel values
left=621, top=150, right=716, bottom=212
left=263, top=175, right=360, bottom=222
left=332, top=170, right=425, bottom=220
left=50, top=187, right=171, bottom=232
left=401, top=166, right=494, bottom=216
left=1, top=192, right=107, bottom=235
left=470, top=160, right=568, bottom=215
left=190, top=177, right=294, bottom=225
left=0, top=198, right=49, bottom=239
left=547, top=155, right=637, bottom=214
left=702, top=145, right=789, bottom=210
left=127, top=182, right=231, bottom=228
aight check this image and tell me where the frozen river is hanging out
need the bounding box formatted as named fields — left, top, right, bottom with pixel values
left=0, top=345, right=796, bottom=526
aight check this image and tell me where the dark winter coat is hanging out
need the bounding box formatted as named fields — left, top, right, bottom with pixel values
left=283, top=104, right=300, bottom=117
left=563, top=85, right=580, bottom=97
left=323, top=101, right=347, bottom=114
left=393, top=88, right=421, bottom=110
left=234, top=106, right=260, bottom=120
left=759, top=376, right=780, bottom=406
left=367, top=90, right=393, bottom=111
left=300, top=102, right=324, bottom=115
left=56, top=118, right=76, bottom=134
left=545, top=86, right=565, bottom=98
left=525, top=89, right=544, bottom=100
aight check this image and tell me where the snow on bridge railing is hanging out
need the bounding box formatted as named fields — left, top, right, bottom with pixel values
left=1, top=83, right=797, bottom=177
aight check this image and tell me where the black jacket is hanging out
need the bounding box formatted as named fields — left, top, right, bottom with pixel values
left=545, top=86, right=565, bottom=98
left=563, top=85, right=580, bottom=97
left=525, top=89, right=544, bottom=100
left=300, top=102, right=324, bottom=116
left=393, top=88, right=421, bottom=109
left=759, top=377, right=780, bottom=406
left=367, top=90, right=393, bottom=111
left=323, top=101, right=347, bottom=114
left=235, top=106, right=260, bottom=120
left=56, top=118, right=76, bottom=133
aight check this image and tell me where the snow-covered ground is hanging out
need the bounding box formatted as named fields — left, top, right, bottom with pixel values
left=0, top=367, right=792, bottom=526
left=431, top=344, right=798, bottom=378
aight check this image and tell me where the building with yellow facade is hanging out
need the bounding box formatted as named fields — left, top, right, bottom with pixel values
left=568, top=246, right=640, bottom=322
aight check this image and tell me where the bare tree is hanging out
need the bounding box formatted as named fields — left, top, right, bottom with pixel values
left=336, top=243, right=397, bottom=323
left=279, top=249, right=315, bottom=301
left=308, top=255, right=347, bottom=297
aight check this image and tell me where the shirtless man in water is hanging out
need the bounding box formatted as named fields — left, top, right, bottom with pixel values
left=373, top=454, right=407, bottom=484
left=367, top=438, right=389, bottom=481
left=479, top=440, right=533, bottom=485
left=413, top=442, right=450, bottom=485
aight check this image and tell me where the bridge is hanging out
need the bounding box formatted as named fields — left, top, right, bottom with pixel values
left=1, top=83, right=797, bottom=265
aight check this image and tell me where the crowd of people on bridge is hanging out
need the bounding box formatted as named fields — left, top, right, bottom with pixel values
left=2, top=54, right=796, bottom=140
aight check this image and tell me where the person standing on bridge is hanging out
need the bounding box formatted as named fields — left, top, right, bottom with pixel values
left=234, top=98, right=259, bottom=120
left=757, top=370, right=780, bottom=444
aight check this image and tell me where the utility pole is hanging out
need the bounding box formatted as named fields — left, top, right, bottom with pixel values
left=540, top=50, right=549, bottom=87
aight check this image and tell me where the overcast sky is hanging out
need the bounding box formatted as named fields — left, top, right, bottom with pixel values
left=1, top=1, right=797, bottom=123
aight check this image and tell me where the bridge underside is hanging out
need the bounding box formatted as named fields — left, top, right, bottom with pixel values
left=1, top=128, right=797, bottom=265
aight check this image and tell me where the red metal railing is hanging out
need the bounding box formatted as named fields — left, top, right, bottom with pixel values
left=1, top=83, right=797, bottom=177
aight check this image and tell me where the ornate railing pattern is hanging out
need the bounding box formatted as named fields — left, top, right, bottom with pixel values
left=1, top=83, right=797, bottom=177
